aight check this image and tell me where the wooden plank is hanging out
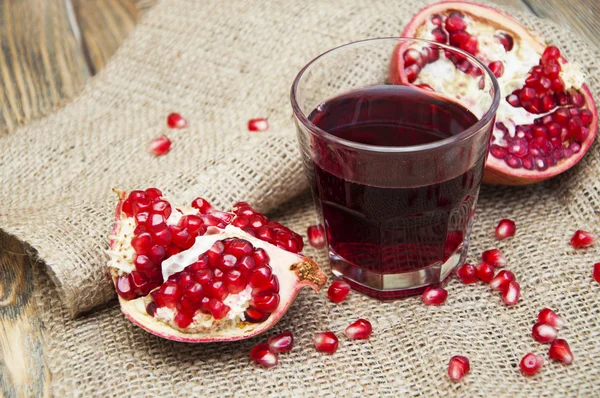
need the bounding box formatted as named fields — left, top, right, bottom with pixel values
left=523, top=0, right=600, bottom=48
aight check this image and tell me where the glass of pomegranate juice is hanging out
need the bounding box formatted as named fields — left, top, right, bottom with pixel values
left=291, top=38, right=500, bottom=299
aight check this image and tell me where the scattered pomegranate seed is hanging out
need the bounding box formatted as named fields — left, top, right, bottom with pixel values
left=570, top=230, right=595, bottom=248
left=327, top=280, right=351, bottom=303
left=422, top=286, right=448, bottom=305
left=167, top=112, right=187, bottom=128
left=490, top=270, right=515, bottom=291
left=593, top=263, right=600, bottom=283
left=307, top=224, right=326, bottom=248
left=248, top=118, right=269, bottom=132
left=456, top=263, right=478, bottom=284
left=476, top=263, right=495, bottom=283
left=501, top=281, right=520, bottom=306
left=537, top=308, right=565, bottom=329
left=313, top=332, right=339, bottom=354
left=149, top=135, right=172, bottom=156
left=267, top=331, right=294, bottom=353
left=481, top=248, right=507, bottom=267
left=345, top=319, right=373, bottom=340
left=250, top=343, right=278, bottom=368
left=532, top=322, right=558, bottom=343
left=447, top=355, right=470, bottom=382
left=548, top=339, right=573, bottom=364
left=520, top=353, right=544, bottom=375
left=495, top=219, right=516, bottom=240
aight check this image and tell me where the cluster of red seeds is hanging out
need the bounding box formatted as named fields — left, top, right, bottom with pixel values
left=148, top=237, right=280, bottom=329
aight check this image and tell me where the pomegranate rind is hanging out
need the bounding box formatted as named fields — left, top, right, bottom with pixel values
left=108, top=190, right=327, bottom=343
left=400, top=1, right=598, bottom=186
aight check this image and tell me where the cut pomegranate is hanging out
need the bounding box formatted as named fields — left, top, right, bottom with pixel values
left=537, top=308, right=565, bottom=329
left=267, top=331, right=294, bottom=353
left=250, top=343, right=278, bottom=368
left=345, top=319, right=373, bottom=340
left=520, top=353, right=544, bottom=375
left=422, top=286, right=448, bottom=305
left=501, top=281, right=520, bottom=306
left=490, top=270, right=516, bottom=291
left=313, top=332, right=339, bottom=354
left=327, top=280, right=351, bottom=303
left=394, top=2, right=597, bottom=185
left=495, top=219, right=516, bottom=240
left=481, top=248, right=506, bottom=267
left=456, top=263, right=478, bottom=284
left=594, top=263, right=600, bottom=283
left=248, top=118, right=269, bottom=132
left=532, top=322, right=558, bottom=343
left=107, top=189, right=326, bottom=343
left=447, top=355, right=470, bottom=382
left=307, top=224, right=326, bottom=248
left=570, top=230, right=595, bottom=248
left=149, top=135, right=172, bottom=156
left=476, top=263, right=495, bottom=283
left=548, top=339, right=573, bottom=364
left=167, top=112, right=187, bottom=129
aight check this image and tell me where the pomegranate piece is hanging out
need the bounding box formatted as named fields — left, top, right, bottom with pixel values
left=248, top=118, right=269, bottom=132
left=481, top=248, right=506, bottom=267
left=313, top=332, right=339, bottom=353
left=149, top=135, right=172, bottom=156
left=345, top=319, right=373, bottom=340
left=520, top=353, right=544, bottom=375
left=548, top=339, right=573, bottom=364
left=267, top=331, right=294, bottom=353
left=532, top=322, right=558, bottom=343
left=456, top=263, right=478, bottom=284
left=327, top=280, right=351, bottom=303
left=307, top=224, right=326, bottom=248
left=447, top=355, right=470, bottom=382
left=250, top=343, right=278, bottom=368
left=501, top=281, right=520, bottom=306
left=495, top=219, right=516, bottom=240
left=537, top=308, right=565, bottom=329
left=490, top=270, right=516, bottom=291
left=422, top=286, right=448, bottom=305
left=476, top=263, right=495, bottom=283
left=570, top=230, right=595, bottom=248
left=594, top=263, right=600, bottom=283
left=167, top=112, right=187, bottom=128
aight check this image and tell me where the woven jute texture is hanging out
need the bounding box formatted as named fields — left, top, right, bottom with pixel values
left=2, top=0, right=600, bottom=396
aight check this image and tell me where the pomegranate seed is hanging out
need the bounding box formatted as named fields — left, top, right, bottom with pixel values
left=594, top=263, right=600, bottom=283
left=149, top=135, right=172, bottom=156
left=251, top=294, right=280, bottom=313
left=495, top=219, right=516, bottom=240
left=431, top=27, right=447, bottom=43
left=131, top=232, right=154, bottom=254
left=327, top=280, right=351, bottom=303
left=476, top=263, right=495, bottom=283
left=191, top=197, right=212, bottom=214
left=495, top=32, right=514, bottom=51
left=208, top=298, right=230, bottom=320
left=548, top=339, right=573, bottom=364
left=404, top=64, right=420, bottom=83
left=422, top=286, right=448, bottom=305
left=145, top=188, right=162, bottom=200
left=174, top=312, right=193, bottom=328
left=537, top=308, right=565, bottom=328
left=248, top=118, right=269, bottom=132
left=481, top=248, right=506, bottom=267
left=307, top=224, right=326, bottom=248
left=570, top=230, right=595, bottom=248
left=268, top=331, right=294, bottom=353
left=506, top=94, right=520, bottom=107
left=520, top=353, right=544, bottom=375
left=501, top=281, right=520, bottom=306
left=345, top=319, right=372, bottom=339
left=154, top=281, right=181, bottom=308
left=541, top=46, right=560, bottom=64
left=490, top=270, right=516, bottom=291
left=488, top=61, right=504, bottom=78
left=445, top=12, right=466, bottom=32
left=248, top=266, right=273, bottom=289
left=313, top=332, right=339, bottom=354
left=167, top=112, right=187, bottom=128
left=447, top=356, right=470, bottom=382
left=116, top=275, right=137, bottom=300
left=456, top=263, right=478, bottom=284
left=250, top=343, right=278, bottom=368
left=532, top=322, right=558, bottom=343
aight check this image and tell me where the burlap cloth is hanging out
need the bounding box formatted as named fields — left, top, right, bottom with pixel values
left=1, top=0, right=599, bottom=396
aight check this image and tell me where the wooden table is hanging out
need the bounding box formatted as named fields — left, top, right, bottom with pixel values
left=0, top=0, right=597, bottom=396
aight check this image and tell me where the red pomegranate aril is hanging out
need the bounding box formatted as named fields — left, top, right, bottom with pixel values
left=506, top=94, right=520, bottom=107
left=184, top=281, right=205, bottom=302
left=570, top=90, right=585, bottom=107
left=250, top=343, right=278, bottom=368
left=244, top=306, right=270, bottom=323
left=307, top=224, right=326, bottom=248
left=447, top=356, right=470, bottom=382
left=253, top=275, right=279, bottom=295
left=131, top=232, right=154, bottom=254
left=537, top=308, right=565, bottom=328
left=481, top=248, right=506, bottom=267
left=345, top=319, right=373, bottom=340
left=218, top=254, right=238, bottom=271
left=445, top=12, right=466, bottom=32
left=238, top=255, right=256, bottom=274
left=167, top=112, right=187, bottom=129
left=501, top=281, right=520, bottom=306
left=490, top=144, right=508, bottom=159
left=191, top=197, right=212, bottom=214
left=490, top=270, right=516, bottom=291
left=207, top=280, right=228, bottom=301
left=248, top=118, right=269, bottom=132
left=116, top=275, right=137, bottom=300
left=248, top=266, right=273, bottom=288
left=327, top=280, right=351, bottom=303
left=147, top=245, right=166, bottom=264
left=132, top=196, right=152, bottom=215
left=456, top=263, right=478, bottom=284
left=422, top=286, right=448, bottom=305
left=225, top=238, right=253, bottom=257
left=548, top=339, right=573, bottom=364
left=208, top=298, right=230, bottom=320
left=488, top=61, right=504, bottom=78
left=134, top=254, right=156, bottom=275
left=476, top=263, right=495, bottom=283
left=403, top=49, right=423, bottom=68
left=170, top=226, right=193, bottom=249
left=173, top=311, right=194, bottom=328
left=580, top=109, right=593, bottom=125
left=520, top=88, right=536, bottom=103
left=224, top=270, right=247, bottom=294
left=152, top=227, right=172, bottom=246
left=404, top=64, right=420, bottom=83
left=541, top=95, right=556, bottom=112
left=268, top=331, right=294, bottom=353
left=532, top=322, right=558, bottom=343
left=313, top=332, right=339, bottom=354
left=149, top=135, right=172, bottom=156
left=520, top=353, right=544, bottom=376
left=541, top=46, right=560, bottom=64
left=150, top=200, right=172, bottom=218
left=146, top=301, right=157, bottom=316
left=430, top=14, right=442, bottom=26
left=570, top=230, right=595, bottom=248
left=147, top=213, right=167, bottom=230
left=155, top=281, right=181, bottom=308
left=495, top=219, right=516, bottom=240
left=145, top=188, right=162, bottom=200
left=194, top=269, right=213, bottom=286
left=594, top=263, right=600, bottom=283
left=176, top=271, right=194, bottom=287
left=431, top=27, right=447, bottom=43
left=495, top=32, right=514, bottom=51
left=543, top=62, right=560, bottom=79
left=460, top=36, right=478, bottom=55
left=251, top=294, right=280, bottom=313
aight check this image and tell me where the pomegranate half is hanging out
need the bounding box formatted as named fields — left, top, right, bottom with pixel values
left=107, top=188, right=326, bottom=342
left=393, top=1, right=597, bottom=185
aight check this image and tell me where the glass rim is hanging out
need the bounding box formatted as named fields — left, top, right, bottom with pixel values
left=290, top=37, right=501, bottom=153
